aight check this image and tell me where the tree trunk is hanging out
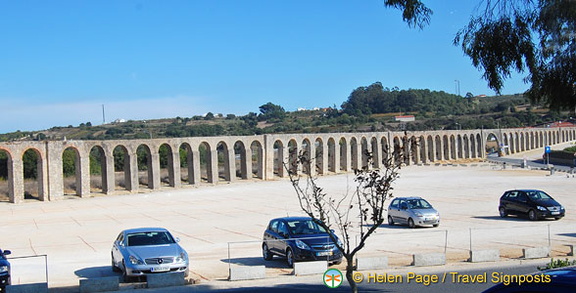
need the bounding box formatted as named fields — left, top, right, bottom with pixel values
left=345, top=255, right=358, bottom=293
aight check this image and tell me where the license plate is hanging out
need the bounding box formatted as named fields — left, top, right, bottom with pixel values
left=317, top=251, right=333, bottom=257
left=551, top=211, right=560, bottom=215
left=151, top=266, right=170, bottom=272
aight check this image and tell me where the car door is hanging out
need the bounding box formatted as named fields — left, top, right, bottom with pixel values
left=275, top=220, right=290, bottom=256
left=389, top=199, right=401, bottom=223
left=264, top=220, right=281, bottom=254
left=515, top=192, right=531, bottom=214
left=502, top=191, right=519, bottom=214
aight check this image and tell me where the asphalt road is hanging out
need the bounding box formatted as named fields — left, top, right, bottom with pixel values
left=106, top=260, right=549, bottom=293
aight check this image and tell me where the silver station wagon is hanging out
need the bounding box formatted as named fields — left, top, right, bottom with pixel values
left=387, top=197, right=440, bottom=228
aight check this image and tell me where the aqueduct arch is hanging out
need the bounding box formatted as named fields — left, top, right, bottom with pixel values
left=0, top=127, right=575, bottom=203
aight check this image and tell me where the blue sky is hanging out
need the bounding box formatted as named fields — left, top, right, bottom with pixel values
left=0, top=1, right=529, bottom=134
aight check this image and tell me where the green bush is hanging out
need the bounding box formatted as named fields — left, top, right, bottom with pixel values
left=538, top=258, right=576, bottom=270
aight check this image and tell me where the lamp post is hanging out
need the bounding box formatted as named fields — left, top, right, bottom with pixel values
left=454, top=80, right=461, bottom=96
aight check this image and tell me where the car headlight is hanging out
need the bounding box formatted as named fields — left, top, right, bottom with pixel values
left=336, top=238, right=343, bottom=248
left=537, top=206, right=547, bottom=211
left=0, top=266, right=8, bottom=273
left=295, top=239, right=310, bottom=250
left=175, top=252, right=187, bottom=263
left=129, top=255, right=144, bottom=265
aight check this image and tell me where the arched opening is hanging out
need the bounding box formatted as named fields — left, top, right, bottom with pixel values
left=179, top=143, right=195, bottom=185
left=315, top=138, right=323, bottom=175
left=137, top=144, right=153, bottom=189
left=250, top=140, right=263, bottom=179
left=462, top=135, right=470, bottom=159
left=392, top=137, right=402, bottom=166
left=301, top=139, right=311, bottom=175
left=327, top=138, right=336, bottom=173
left=288, top=139, right=298, bottom=175
left=273, top=140, right=284, bottom=177
left=339, top=138, right=348, bottom=171
left=381, top=137, right=389, bottom=165
left=0, top=149, right=11, bottom=202
left=199, top=142, right=212, bottom=183
left=486, top=133, right=500, bottom=156
left=370, top=137, right=379, bottom=168
left=89, top=146, right=105, bottom=194
left=360, top=138, right=369, bottom=168
left=350, top=137, right=359, bottom=170
left=113, top=145, right=130, bottom=192
left=426, top=136, right=434, bottom=162
left=62, top=147, right=81, bottom=196
left=435, top=135, right=442, bottom=161
left=217, top=142, right=230, bottom=182
left=159, top=144, right=175, bottom=187
left=449, top=135, right=457, bottom=160
left=23, top=148, right=43, bottom=200
left=234, top=141, right=247, bottom=179
left=409, top=136, right=418, bottom=164
left=442, top=136, right=450, bottom=161
left=470, top=135, right=477, bottom=158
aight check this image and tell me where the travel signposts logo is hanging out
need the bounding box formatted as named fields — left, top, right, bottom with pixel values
left=323, top=268, right=343, bottom=288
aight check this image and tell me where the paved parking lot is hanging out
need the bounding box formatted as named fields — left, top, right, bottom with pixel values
left=2, top=157, right=576, bottom=288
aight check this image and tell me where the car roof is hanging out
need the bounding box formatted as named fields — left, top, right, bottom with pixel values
left=270, top=216, right=313, bottom=222
left=122, top=227, right=170, bottom=234
left=393, top=197, right=423, bottom=200
left=505, top=189, right=545, bottom=193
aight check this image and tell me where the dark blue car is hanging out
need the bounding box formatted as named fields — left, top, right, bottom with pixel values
left=499, top=189, right=565, bottom=221
left=262, top=217, right=343, bottom=267
left=0, top=249, right=11, bottom=292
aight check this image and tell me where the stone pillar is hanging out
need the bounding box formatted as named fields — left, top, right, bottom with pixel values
left=170, top=146, right=181, bottom=188
left=209, top=149, right=218, bottom=184
left=150, top=152, right=161, bottom=189
left=9, top=156, right=23, bottom=204
left=102, top=149, right=115, bottom=194
left=191, top=149, right=201, bottom=184
left=226, top=147, right=235, bottom=182
left=125, top=152, right=138, bottom=192
left=242, top=146, right=251, bottom=179
left=46, top=143, right=64, bottom=200
left=78, top=151, right=91, bottom=197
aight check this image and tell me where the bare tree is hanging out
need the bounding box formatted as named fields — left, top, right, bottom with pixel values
left=285, top=143, right=405, bottom=293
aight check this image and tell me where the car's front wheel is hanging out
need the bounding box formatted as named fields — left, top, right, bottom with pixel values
left=121, top=261, right=130, bottom=283
left=388, top=216, right=395, bottom=226
left=499, top=207, right=508, bottom=218
left=262, top=243, right=273, bottom=261
left=528, top=209, right=538, bottom=221
left=111, top=254, right=121, bottom=272
left=286, top=249, right=295, bottom=268
left=408, top=218, right=415, bottom=228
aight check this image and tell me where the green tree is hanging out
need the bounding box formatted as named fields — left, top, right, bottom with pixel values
left=386, top=1, right=575, bottom=111
left=258, top=102, right=286, bottom=121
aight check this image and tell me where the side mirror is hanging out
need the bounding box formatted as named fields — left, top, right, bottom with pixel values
left=279, top=232, right=289, bottom=239
left=3, top=250, right=11, bottom=256
left=176, top=237, right=181, bottom=243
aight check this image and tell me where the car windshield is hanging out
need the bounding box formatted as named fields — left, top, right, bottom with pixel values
left=526, top=191, right=552, bottom=201
left=126, top=232, right=175, bottom=246
left=287, top=219, right=328, bottom=235
left=406, top=199, right=432, bottom=209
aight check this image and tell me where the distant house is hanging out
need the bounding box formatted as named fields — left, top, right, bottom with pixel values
left=394, top=115, right=415, bottom=122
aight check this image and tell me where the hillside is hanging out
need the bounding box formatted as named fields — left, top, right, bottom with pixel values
left=0, top=87, right=570, bottom=142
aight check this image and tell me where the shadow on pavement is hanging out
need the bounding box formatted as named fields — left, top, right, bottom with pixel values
left=220, top=257, right=291, bottom=269
left=74, top=266, right=119, bottom=279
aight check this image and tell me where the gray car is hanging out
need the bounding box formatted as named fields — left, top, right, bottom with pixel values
left=387, top=197, right=440, bottom=228
left=111, top=227, right=189, bottom=281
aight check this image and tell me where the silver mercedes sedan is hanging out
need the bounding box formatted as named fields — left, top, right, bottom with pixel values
left=111, top=227, right=189, bottom=281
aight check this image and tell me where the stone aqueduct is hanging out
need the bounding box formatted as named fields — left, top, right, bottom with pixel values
left=1, top=127, right=575, bottom=204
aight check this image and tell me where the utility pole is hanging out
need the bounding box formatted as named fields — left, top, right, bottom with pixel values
left=102, top=104, right=106, bottom=124
left=454, top=80, right=461, bottom=96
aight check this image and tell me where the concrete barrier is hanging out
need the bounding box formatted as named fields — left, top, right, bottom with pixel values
left=6, top=283, right=48, bottom=293
left=356, top=257, right=388, bottom=271
left=79, top=276, right=119, bottom=293
left=469, top=249, right=499, bottom=263
left=523, top=246, right=550, bottom=259
left=228, top=265, right=266, bottom=281
left=568, top=244, right=574, bottom=256
left=412, top=253, right=445, bottom=267
left=146, top=272, right=186, bottom=288
left=293, top=261, right=327, bottom=276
